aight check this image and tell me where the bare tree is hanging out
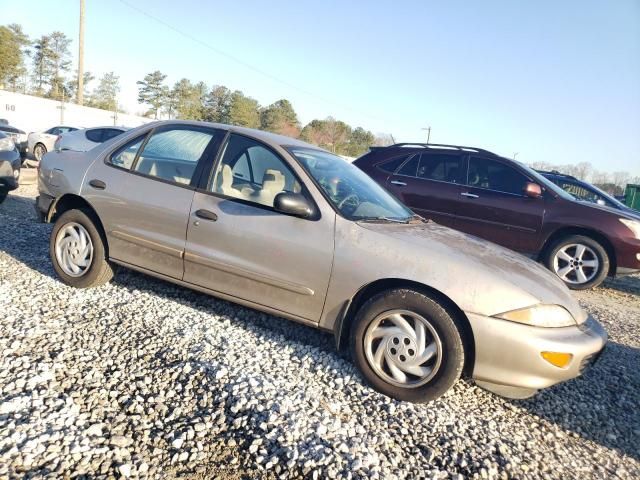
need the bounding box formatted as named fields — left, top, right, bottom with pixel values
left=374, top=133, right=395, bottom=146
left=612, top=171, right=631, bottom=190
left=572, top=162, right=592, bottom=181
left=591, top=170, right=610, bottom=186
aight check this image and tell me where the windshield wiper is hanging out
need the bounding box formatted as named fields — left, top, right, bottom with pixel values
left=355, top=216, right=411, bottom=224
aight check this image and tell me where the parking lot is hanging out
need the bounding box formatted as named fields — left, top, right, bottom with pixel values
left=1, top=183, right=639, bottom=479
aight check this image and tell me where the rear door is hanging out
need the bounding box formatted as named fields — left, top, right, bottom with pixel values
left=456, top=155, right=545, bottom=253
left=82, top=125, right=225, bottom=278
left=385, top=152, right=464, bottom=228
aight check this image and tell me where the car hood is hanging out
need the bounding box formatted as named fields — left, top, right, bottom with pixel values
left=353, top=220, right=587, bottom=323
left=572, top=198, right=640, bottom=221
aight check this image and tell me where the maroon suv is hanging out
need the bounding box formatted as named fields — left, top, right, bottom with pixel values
left=355, top=143, right=640, bottom=289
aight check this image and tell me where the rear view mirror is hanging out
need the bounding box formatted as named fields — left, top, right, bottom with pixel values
left=524, top=182, right=543, bottom=198
left=274, top=192, right=314, bottom=218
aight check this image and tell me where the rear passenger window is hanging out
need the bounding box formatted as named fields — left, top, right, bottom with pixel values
left=109, top=136, right=145, bottom=169
left=133, top=128, right=214, bottom=185
left=418, top=154, right=461, bottom=183
left=377, top=155, right=410, bottom=174
left=467, top=157, right=528, bottom=195
left=85, top=129, right=103, bottom=143
left=396, top=155, right=419, bottom=177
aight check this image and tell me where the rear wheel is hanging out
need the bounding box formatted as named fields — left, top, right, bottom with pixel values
left=50, top=209, right=115, bottom=288
left=33, top=143, right=47, bottom=161
left=545, top=235, right=609, bottom=290
left=350, top=289, right=465, bottom=403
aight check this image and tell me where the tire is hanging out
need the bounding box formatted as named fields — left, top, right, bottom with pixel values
left=544, top=235, right=609, bottom=290
left=34, top=143, right=47, bottom=162
left=350, top=289, right=465, bottom=403
left=0, top=190, right=7, bottom=204
left=50, top=209, right=115, bottom=288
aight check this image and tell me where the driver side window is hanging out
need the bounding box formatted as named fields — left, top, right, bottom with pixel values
left=210, top=134, right=301, bottom=208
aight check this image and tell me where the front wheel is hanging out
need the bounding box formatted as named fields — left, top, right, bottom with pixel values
left=350, top=289, right=465, bottom=403
left=545, top=235, right=609, bottom=290
left=50, top=209, right=115, bottom=288
left=0, top=190, right=7, bottom=204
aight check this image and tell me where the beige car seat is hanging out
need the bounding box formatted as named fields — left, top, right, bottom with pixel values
left=257, top=169, right=286, bottom=206
left=216, top=164, right=237, bottom=196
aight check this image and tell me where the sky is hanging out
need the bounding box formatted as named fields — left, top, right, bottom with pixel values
left=2, top=0, right=640, bottom=175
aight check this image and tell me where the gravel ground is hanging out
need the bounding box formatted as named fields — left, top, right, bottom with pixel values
left=1, top=184, right=639, bottom=479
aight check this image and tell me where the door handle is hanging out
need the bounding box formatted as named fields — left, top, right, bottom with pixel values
left=461, top=192, right=479, bottom=199
left=89, top=179, right=106, bottom=190
left=194, top=209, right=218, bottom=221
left=390, top=180, right=407, bottom=186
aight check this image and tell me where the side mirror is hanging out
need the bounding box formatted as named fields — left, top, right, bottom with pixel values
left=524, top=182, right=543, bottom=198
left=274, top=192, right=314, bottom=218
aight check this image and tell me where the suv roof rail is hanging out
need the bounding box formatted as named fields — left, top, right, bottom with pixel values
left=384, top=143, right=497, bottom=156
left=536, top=169, right=577, bottom=179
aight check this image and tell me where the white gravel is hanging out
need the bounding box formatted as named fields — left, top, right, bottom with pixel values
left=1, top=184, right=639, bottom=479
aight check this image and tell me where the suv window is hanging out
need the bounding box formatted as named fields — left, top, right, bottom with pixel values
left=109, top=136, right=145, bottom=169
left=377, top=155, right=411, bottom=174
left=133, top=128, right=213, bottom=185
left=210, top=134, right=301, bottom=208
left=418, top=153, right=462, bottom=183
left=467, top=157, right=528, bottom=195
left=85, top=129, right=104, bottom=143
left=396, top=154, right=419, bottom=177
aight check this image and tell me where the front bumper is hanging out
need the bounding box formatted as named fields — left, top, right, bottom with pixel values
left=468, top=313, right=607, bottom=394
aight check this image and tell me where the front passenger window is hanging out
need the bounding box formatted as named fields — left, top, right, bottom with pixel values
left=210, top=134, right=301, bottom=208
left=467, top=157, right=528, bottom=195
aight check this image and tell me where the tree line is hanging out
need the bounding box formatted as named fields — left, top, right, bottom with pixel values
left=0, top=23, right=384, bottom=157
left=0, top=24, right=121, bottom=112
left=528, top=160, right=639, bottom=196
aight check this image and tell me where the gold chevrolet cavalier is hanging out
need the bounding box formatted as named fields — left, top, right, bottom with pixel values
left=36, top=121, right=607, bottom=402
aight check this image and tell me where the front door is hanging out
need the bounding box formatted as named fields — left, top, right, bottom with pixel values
left=386, top=152, right=464, bottom=228
left=455, top=155, right=545, bottom=253
left=83, top=125, right=223, bottom=278
left=184, top=133, right=335, bottom=322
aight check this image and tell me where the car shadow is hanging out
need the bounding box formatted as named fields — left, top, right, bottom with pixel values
left=512, top=340, right=639, bottom=461
left=601, top=275, right=640, bottom=296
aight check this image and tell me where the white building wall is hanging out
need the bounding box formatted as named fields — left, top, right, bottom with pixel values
left=0, top=89, right=153, bottom=133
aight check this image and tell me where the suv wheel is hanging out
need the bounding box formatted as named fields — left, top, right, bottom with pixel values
left=0, top=190, right=7, bottom=204
left=545, top=235, right=609, bottom=290
left=50, top=209, right=115, bottom=288
left=350, top=289, right=464, bottom=403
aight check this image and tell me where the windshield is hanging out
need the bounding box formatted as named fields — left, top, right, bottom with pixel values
left=288, top=147, right=414, bottom=221
left=518, top=162, right=576, bottom=201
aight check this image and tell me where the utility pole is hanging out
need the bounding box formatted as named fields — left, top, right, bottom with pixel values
left=77, top=0, right=86, bottom=105
left=513, top=152, right=519, bottom=160
left=422, top=126, right=431, bottom=144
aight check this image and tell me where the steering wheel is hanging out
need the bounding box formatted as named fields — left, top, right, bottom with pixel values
left=338, top=193, right=360, bottom=212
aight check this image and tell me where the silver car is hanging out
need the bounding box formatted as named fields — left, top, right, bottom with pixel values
left=36, top=121, right=607, bottom=402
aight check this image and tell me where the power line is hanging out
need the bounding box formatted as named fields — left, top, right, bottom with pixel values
left=116, top=0, right=387, bottom=124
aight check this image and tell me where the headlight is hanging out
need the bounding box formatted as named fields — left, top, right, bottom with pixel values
left=620, top=218, right=640, bottom=239
left=0, top=137, right=15, bottom=152
left=495, top=304, right=576, bottom=327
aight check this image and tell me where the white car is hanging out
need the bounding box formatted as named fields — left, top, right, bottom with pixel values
left=55, top=126, right=129, bottom=153
left=28, top=126, right=79, bottom=161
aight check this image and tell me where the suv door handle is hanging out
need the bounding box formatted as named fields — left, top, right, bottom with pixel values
left=89, top=179, right=106, bottom=190
left=194, top=209, right=218, bottom=221
left=461, top=192, right=479, bottom=198
left=390, top=180, right=407, bottom=186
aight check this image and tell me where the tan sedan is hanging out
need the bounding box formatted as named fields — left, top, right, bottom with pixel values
left=36, top=121, right=607, bottom=402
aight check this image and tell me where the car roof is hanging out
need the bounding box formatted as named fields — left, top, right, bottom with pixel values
left=145, top=120, right=326, bottom=152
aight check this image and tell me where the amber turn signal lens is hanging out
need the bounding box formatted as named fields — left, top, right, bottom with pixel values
left=541, top=351, right=573, bottom=368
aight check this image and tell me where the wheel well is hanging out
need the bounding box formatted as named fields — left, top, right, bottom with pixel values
left=540, top=227, right=616, bottom=276
left=337, top=278, right=476, bottom=377
left=48, top=194, right=109, bottom=254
